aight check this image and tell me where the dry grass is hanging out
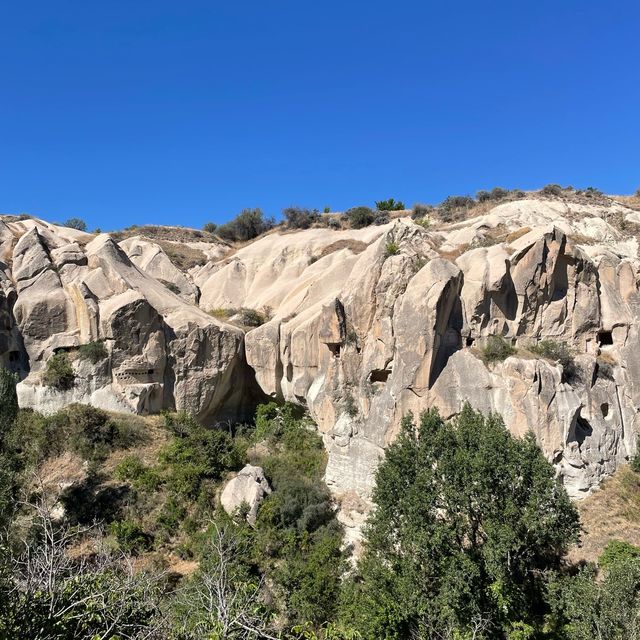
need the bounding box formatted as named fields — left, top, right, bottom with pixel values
left=110, top=224, right=215, bottom=243
left=506, top=226, right=532, bottom=243
left=568, top=465, right=640, bottom=565
left=316, top=239, right=370, bottom=260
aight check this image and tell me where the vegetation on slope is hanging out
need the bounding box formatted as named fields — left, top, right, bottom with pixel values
left=2, top=366, right=640, bottom=638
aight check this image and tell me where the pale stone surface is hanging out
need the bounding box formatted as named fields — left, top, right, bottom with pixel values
left=220, top=464, right=272, bottom=525
left=4, top=197, right=640, bottom=542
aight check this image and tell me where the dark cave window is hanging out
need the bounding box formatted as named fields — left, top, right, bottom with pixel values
left=327, top=344, right=341, bottom=357
left=601, top=402, right=609, bottom=418
left=369, top=369, right=391, bottom=384
left=598, top=331, right=614, bottom=346
left=466, top=337, right=475, bottom=347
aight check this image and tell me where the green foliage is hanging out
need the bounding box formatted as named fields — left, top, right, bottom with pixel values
left=42, top=352, right=75, bottom=390
left=284, top=207, right=321, bottom=229
left=0, top=368, right=18, bottom=438
left=345, top=206, right=376, bottom=229
left=477, top=186, right=511, bottom=202
left=62, top=217, right=87, bottom=231
left=323, top=206, right=331, bottom=214
left=548, top=556, right=640, bottom=639
left=159, top=412, right=241, bottom=497
left=203, top=221, right=217, bottom=233
left=530, top=339, right=577, bottom=379
left=482, top=335, right=516, bottom=363
left=115, top=454, right=161, bottom=491
left=77, top=339, right=108, bottom=363
left=384, top=241, right=400, bottom=257
left=343, top=406, right=580, bottom=639
left=599, top=540, right=640, bottom=570
left=375, top=198, right=405, bottom=211
left=110, top=519, right=153, bottom=553
left=46, top=403, right=144, bottom=461
left=216, top=208, right=274, bottom=242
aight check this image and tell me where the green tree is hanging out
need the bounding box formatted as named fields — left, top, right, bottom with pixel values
left=0, top=368, right=18, bottom=438
left=342, top=406, right=580, bottom=639
left=62, top=217, right=87, bottom=231
left=549, top=550, right=640, bottom=639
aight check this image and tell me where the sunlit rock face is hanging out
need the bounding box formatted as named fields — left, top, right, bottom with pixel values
left=3, top=196, right=640, bottom=543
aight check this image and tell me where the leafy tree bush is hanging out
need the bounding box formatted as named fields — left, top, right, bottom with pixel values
left=598, top=540, right=640, bottom=570
left=375, top=198, right=405, bottom=211
left=345, top=206, right=376, bottom=229
left=549, top=549, right=640, bottom=639
left=0, top=368, right=18, bottom=438
left=283, top=207, right=321, bottom=229
left=42, top=352, right=75, bottom=390
left=342, top=406, right=580, bottom=639
left=62, top=217, right=87, bottom=231
left=202, top=221, right=217, bottom=233
left=216, top=208, right=274, bottom=242
left=77, top=340, right=108, bottom=364
left=481, top=335, right=516, bottom=362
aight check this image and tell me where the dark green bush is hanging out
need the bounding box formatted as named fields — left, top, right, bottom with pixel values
left=77, top=340, right=108, bottom=364
left=344, top=206, right=376, bottom=229
left=42, top=352, right=75, bottom=390
left=283, top=207, right=320, bottom=229
left=109, top=519, right=152, bottom=553
left=598, top=540, right=640, bottom=570
left=481, top=335, right=515, bottom=363
left=216, top=208, right=274, bottom=242
left=375, top=198, right=405, bottom=211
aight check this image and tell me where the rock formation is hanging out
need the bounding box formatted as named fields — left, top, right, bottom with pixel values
left=221, top=464, right=272, bottom=525
left=3, top=196, right=640, bottom=542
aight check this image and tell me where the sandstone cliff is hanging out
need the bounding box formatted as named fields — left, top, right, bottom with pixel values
left=3, top=196, right=640, bottom=541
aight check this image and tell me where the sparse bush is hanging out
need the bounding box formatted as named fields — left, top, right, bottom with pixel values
left=530, top=339, right=573, bottom=369
left=481, top=335, right=515, bottom=363
left=283, top=207, right=320, bottom=229
left=375, top=198, right=405, bottom=211
left=631, top=437, right=640, bottom=473
left=414, top=217, right=431, bottom=229
left=77, top=340, right=108, bottom=364
left=374, top=211, right=390, bottom=225
left=542, top=183, right=563, bottom=196
left=343, top=393, right=358, bottom=417
left=62, top=217, right=87, bottom=231
left=584, top=186, right=604, bottom=198
left=490, top=186, right=510, bottom=200
left=438, top=195, right=476, bottom=222
left=599, top=540, right=640, bottom=570
left=216, top=208, right=274, bottom=242
left=202, top=222, right=217, bottom=233
left=412, top=203, right=434, bottom=218
left=327, top=217, right=341, bottom=230
left=239, top=308, right=267, bottom=327
left=385, top=242, right=400, bottom=257
left=207, top=307, right=237, bottom=321
left=345, top=206, right=376, bottom=229
left=323, top=206, right=331, bottom=213
left=42, top=352, right=75, bottom=390
left=476, top=189, right=492, bottom=202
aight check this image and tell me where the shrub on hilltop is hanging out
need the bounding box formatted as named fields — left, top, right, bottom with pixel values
left=216, top=208, right=275, bottom=242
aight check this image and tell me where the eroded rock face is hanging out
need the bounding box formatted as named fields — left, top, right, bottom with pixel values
left=0, top=218, right=246, bottom=421
left=3, top=198, right=640, bottom=543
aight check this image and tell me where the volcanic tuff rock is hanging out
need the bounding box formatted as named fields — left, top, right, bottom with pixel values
left=3, top=197, right=640, bottom=541
left=221, top=464, right=272, bottom=525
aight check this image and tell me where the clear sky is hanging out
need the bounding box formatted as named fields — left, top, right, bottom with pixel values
left=1, top=1, right=639, bottom=231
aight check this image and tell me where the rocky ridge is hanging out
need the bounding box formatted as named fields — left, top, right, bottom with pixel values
left=3, top=197, right=640, bottom=542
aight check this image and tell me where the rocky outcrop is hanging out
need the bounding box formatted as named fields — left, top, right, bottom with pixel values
left=220, top=464, right=272, bottom=525
left=0, top=218, right=246, bottom=421
left=3, top=197, right=640, bottom=542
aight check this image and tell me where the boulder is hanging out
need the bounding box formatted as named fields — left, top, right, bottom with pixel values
left=220, top=464, right=272, bottom=525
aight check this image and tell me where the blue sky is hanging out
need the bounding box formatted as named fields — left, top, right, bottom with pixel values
left=1, top=1, right=639, bottom=231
